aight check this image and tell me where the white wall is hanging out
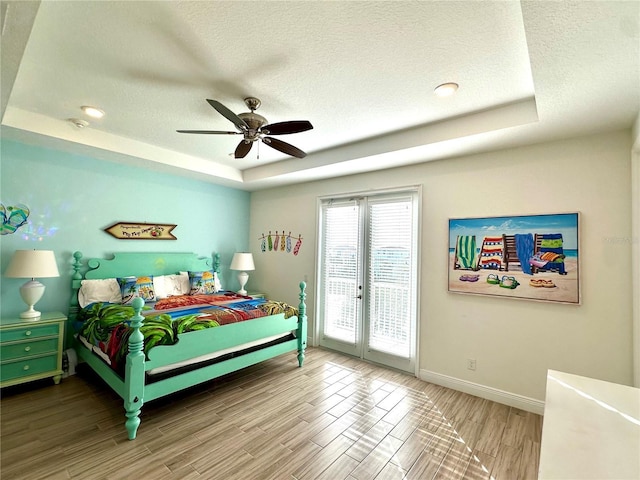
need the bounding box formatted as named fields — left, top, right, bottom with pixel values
left=249, top=130, right=634, bottom=405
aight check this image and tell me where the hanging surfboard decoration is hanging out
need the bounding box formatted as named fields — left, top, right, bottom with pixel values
left=258, top=231, right=303, bottom=255
left=104, top=222, right=177, bottom=240
left=293, top=234, right=303, bottom=256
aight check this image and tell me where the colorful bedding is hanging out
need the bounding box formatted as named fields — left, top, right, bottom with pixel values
left=75, top=293, right=297, bottom=372
left=152, top=292, right=252, bottom=310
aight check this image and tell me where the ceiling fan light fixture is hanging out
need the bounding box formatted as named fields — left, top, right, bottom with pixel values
left=434, top=82, right=459, bottom=97
left=81, top=105, right=104, bottom=118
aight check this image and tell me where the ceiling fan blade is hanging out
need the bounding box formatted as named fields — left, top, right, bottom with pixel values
left=176, top=130, right=241, bottom=134
left=206, top=99, right=249, bottom=131
left=262, top=120, right=313, bottom=135
left=235, top=140, right=253, bottom=159
left=262, top=137, right=307, bottom=158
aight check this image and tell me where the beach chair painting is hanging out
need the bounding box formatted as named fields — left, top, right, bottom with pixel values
left=503, top=233, right=536, bottom=274
left=530, top=233, right=567, bottom=275
left=448, top=213, right=579, bottom=304
left=453, top=235, right=478, bottom=270
left=477, top=236, right=504, bottom=270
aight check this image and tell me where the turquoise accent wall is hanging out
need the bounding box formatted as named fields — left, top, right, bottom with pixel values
left=0, top=139, right=251, bottom=318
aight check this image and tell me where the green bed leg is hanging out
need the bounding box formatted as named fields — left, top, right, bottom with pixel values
left=124, top=297, right=145, bottom=440
left=297, top=281, right=307, bottom=367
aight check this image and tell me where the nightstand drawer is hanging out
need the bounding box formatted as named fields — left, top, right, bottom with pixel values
left=0, top=354, right=59, bottom=382
left=1, top=323, right=60, bottom=342
left=1, top=338, right=59, bottom=361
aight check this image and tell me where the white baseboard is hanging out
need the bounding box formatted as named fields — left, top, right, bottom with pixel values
left=420, top=369, right=545, bottom=415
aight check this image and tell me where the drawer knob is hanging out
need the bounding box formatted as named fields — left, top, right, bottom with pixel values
left=24, top=346, right=31, bottom=352
left=25, top=331, right=32, bottom=336
left=23, top=365, right=30, bottom=371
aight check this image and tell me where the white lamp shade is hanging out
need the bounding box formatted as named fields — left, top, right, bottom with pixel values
left=230, top=252, right=255, bottom=271
left=5, top=250, right=60, bottom=278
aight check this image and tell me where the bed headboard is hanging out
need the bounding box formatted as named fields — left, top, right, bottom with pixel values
left=69, top=251, right=220, bottom=321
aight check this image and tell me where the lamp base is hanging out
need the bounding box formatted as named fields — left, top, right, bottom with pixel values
left=20, top=308, right=42, bottom=320
left=19, top=280, right=45, bottom=321
left=237, top=271, right=249, bottom=296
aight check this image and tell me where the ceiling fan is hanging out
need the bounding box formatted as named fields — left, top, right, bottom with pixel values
left=177, top=97, right=313, bottom=159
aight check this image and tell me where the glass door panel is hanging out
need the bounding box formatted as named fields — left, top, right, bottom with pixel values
left=364, top=195, right=417, bottom=372
left=318, top=200, right=362, bottom=356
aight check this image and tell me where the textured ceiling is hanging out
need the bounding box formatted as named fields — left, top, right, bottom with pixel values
left=1, top=1, right=638, bottom=190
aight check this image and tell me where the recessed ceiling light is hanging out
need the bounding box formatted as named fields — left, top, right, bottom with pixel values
left=81, top=106, right=104, bottom=118
left=434, top=83, right=459, bottom=97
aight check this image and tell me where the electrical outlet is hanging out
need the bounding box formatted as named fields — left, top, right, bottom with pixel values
left=467, top=358, right=476, bottom=371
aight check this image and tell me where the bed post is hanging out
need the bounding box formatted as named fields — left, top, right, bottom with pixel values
left=297, top=281, right=307, bottom=367
left=213, top=253, right=220, bottom=273
left=124, top=297, right=145, bottom=440
left=69, top=251, right=83, bottom=323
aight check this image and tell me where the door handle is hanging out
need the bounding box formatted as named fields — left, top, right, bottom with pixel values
left=356, top=294, right=362, bottom=299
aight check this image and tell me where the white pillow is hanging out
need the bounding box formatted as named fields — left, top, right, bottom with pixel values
left=154, top=273, right=190, bottom=298
left=78, top=278, right=122, bottom=308
left=171, top=273, right=191, bottom=295
left=153, top=275, right=167, bottom=299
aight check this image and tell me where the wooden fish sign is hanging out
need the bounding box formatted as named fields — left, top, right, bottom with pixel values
left=104, top=222, right=177, bottom=240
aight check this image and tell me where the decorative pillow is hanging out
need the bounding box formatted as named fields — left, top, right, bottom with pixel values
left=118, top=276, right=139, bottom=305
left=154, top=273, right=190, bottom=298
left=136, top=276, right=156, bottom=302
left=189, top=270, right=216, bottom=295
left=117, top=276, right=156, bottom=304
left=78, top=278, right=122, bottom=308
left=168, top=273, right=190, bottom=296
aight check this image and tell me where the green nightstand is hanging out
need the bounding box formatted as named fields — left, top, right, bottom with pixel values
left=0, top=312, right=66, bottom=388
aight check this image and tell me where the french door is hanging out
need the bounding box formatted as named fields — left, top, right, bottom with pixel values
left=317, top=190, right=419, bottom=373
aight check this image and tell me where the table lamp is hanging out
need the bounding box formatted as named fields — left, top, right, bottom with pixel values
left=230, top=252, right=255, bottom=296
left=5, top=249, right=60, bottom=320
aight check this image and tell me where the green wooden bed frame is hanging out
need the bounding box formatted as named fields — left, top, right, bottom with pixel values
left=68, top=251, right=307, bottom=440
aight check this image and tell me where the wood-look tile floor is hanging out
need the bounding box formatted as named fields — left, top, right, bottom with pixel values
left=1, top=347, right=542, bottom=479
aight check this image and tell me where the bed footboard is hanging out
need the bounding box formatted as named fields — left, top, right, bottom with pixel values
left=120, top=282, right=308, bottom=440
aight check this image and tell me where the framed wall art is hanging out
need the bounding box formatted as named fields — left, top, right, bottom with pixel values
left=448, top=212, right=580, bottom=304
